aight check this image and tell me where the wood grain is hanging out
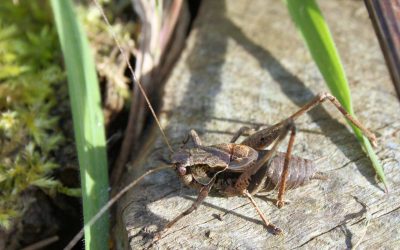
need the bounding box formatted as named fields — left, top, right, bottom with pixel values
left=116, top=0, right=400, bottom=249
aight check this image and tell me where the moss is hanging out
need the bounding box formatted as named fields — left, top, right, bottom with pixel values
left=0, top=0, right=137, bottom=230
left=0, top=1, right=79, bottom=229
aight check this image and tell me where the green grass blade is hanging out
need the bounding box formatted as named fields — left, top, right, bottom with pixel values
left=285, top=0, right=387, bottom=190
left=51, top=1, right=109, bottom=249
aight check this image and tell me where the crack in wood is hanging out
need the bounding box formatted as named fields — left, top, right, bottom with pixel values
left=294, top=204, right=400, bottom=249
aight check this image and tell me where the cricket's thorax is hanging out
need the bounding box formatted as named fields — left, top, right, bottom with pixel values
left=172, top=143, right=259, bottom=190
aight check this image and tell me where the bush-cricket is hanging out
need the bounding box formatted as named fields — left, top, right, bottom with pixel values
left=65, top=1, right=378, bottom=249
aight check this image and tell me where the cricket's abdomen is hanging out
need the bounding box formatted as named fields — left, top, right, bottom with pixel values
left=213, top=151, right=324, bottom=195
left=248, top=151, right=321, bottom=194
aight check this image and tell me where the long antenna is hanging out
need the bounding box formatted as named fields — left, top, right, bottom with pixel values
left=92, top=0, right=173, bottom=153
left=65, top=1, right=176, bottom=249
left=64, top=166, right=171, bottom=250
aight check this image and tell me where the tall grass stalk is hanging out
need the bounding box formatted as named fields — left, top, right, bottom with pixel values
left=285, top=0, right=387, bottom=190
left=51, top=1, right=109, bottom=249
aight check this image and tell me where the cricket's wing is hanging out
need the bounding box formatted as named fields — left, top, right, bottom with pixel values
left=207, top=143, right=258, bottom=172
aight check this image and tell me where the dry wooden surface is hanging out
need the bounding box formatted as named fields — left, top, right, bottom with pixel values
left=116, top=0, right=400, bottom=249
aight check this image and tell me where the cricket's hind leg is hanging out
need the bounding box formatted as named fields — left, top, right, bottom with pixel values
left=230, top=126, right=257, bottom=143
left=275, top=123, right=296, bottom=208
left=237, top=92, right=376, bottom=208
left=251, top=153, right=329, bottom=206
left=243, top=190, right=283, bottom=235
left=237, top=123, right=284, bottom=150
left=223, top=120, right=295, bottom=198
left=287, top=92, right=377, bottom=146
left=237, top=92, right=376, bottom=151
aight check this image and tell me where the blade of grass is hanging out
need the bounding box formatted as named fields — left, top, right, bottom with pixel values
left=285, top=0, right=387, bottom=191
left=51, top=1, right=109, bottom=249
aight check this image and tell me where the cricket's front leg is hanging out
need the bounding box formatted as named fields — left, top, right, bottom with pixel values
left=154, top=180, right=213, bottom=242
left=182, top=129, right=203, bottom=147
left=189, top=129, right=203, bottom=146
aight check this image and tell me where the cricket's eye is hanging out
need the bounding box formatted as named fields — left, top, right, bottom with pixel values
left=177, top=165, right=187, bottom=176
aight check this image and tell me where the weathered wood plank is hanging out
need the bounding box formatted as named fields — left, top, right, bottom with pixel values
left=116, top=0, right=400, bottom=249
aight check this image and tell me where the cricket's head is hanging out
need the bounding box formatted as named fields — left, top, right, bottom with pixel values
left=170, top=148, right=199, bottom=188
left=170, top=149, right=191, bottom=176
left=170, top=147, right=229, bottom=187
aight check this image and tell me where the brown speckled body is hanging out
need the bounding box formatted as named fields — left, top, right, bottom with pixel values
left=251, top=151, right=318, bottom=192
left=186, top=150, right=317, bottom=195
